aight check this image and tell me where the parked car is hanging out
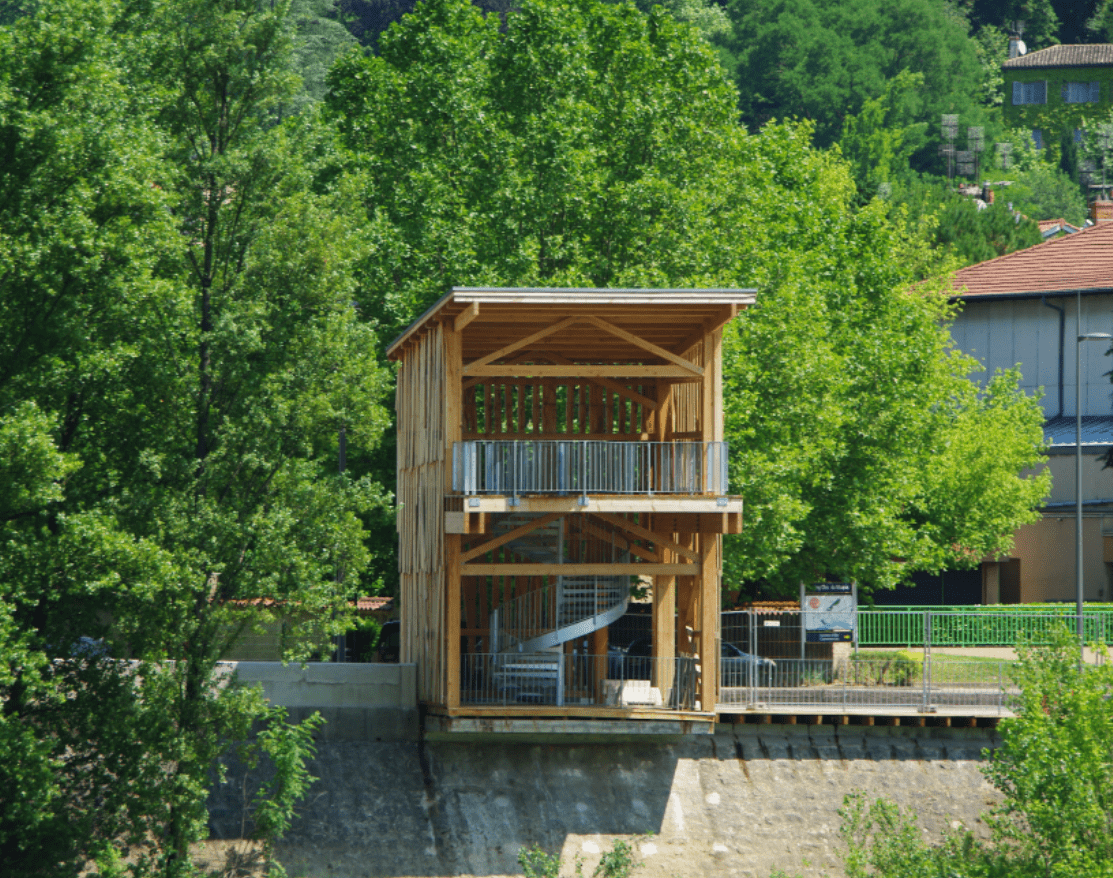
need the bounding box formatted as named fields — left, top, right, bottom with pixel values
left=608, top=637, right=653, bottom=679
left=376, top=620, right=400, bottom=663
left=720, top=642, right=776, bottom=687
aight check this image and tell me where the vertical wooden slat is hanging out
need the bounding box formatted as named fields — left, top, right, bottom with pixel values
left=711, top=328, right=724, bottom=442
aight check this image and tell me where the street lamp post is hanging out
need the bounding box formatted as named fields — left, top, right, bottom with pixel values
left=1074, top=291, right=1113, bottom=653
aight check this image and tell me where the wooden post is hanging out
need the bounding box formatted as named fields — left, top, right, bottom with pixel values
left=591, top=625, right=608, bottom=703
left=445, top=324, right=463, bottom=708
left=652, top=543, right=676, bottom=703
left=699, top=531, right=720, bottom=711
left=709, top=327, right=724, bottom=443
left=445, top=534, right=461, bottom=708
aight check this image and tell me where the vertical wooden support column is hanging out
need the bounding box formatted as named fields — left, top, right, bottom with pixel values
left=652, top=377, right=675, bottom=698
left=709, top=327, right=724, bottom=442
left=591, top=625, right=608, bottom=702
left=699, top=531, right=720, bottom=711
left=701, top=330, right=714, bottom=490
left=444, top=323, right=462, bottom=708
left=445, top=535, right=461, bottom=707
left=652, top=544, right=675, bottom=697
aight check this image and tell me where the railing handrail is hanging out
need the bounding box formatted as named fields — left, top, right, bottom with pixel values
left=453, top=439, right=729, bottom=496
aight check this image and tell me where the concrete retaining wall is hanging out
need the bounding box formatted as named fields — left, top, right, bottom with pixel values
left=221, top=661, right=419, bottom=741
left=206, top=720, right=1001, bottom=878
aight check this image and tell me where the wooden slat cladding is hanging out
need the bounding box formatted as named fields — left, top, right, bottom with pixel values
left=672, top=340, right=703, bottom=435
left=390, top=289, right=751, bottom=714
left=396, top=323, right=447, bottom=704
left=462, top=378, right=654, bottom=439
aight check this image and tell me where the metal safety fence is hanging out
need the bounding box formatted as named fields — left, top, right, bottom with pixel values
left=718, top=657, right=1016, bottom=713
left=717, top=610, right=1110, bottom=714
left=859, top=607, right=1113, bottom=648
left=452, top=440, right=729, bottom=497
left=460, top=652, right=697, bottom=710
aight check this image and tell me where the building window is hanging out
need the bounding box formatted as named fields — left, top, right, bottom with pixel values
left=1031, top=129, right=1044, bottom=150
left=1012, top=80, right=1047, bottom=105
left=1075, top=127, right=1084, bottom=143
left=1062, top=81, right=1100, bottom=103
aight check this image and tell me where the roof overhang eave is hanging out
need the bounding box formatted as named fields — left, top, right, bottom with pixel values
left=385, top=286, right=759, bottom=360
left=949, top=285, right=1113, bottom=304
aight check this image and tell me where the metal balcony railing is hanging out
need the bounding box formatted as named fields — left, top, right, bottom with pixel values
left=452, top=440, right=729, bottom=497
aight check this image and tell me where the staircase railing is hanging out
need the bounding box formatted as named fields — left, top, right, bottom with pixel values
left=491, top=574, right=631, bottom=655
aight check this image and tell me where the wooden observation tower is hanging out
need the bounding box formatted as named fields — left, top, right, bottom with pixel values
left=387, top=287, right=754, bottom=731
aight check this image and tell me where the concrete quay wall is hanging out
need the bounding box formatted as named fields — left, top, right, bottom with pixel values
left=219, top=660, right=419, bottom=741
left=207, top=716, right=1000, bottom=878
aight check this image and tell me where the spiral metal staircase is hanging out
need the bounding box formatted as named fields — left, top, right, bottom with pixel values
left=486, top=513, right=630, bottom=703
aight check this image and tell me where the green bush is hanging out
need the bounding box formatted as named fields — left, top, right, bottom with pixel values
left=518, top=845, right=561, bottom=878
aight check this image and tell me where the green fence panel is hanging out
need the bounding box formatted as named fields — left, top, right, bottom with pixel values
left=858, top=609, right=1113, bottom=647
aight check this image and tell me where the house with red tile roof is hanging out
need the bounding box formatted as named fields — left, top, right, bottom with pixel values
left=948, top=222, right=1113, bottom=604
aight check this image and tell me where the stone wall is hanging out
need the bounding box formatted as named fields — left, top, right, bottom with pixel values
left=206, top=718, right=1001, bottom=878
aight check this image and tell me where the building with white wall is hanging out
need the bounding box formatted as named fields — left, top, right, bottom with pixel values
left=949, top=223, right=1113, bottom=603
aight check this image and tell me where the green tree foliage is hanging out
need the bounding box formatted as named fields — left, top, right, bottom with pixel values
left=328, top=0, right=1048, bottom=597
left=287, top=0, right=357, bottom=113
left=838, top=70, right=928, bottom=197
left=973, top=23, right=1009, bottom=108
left=969, top=0, right=1062, bottom=49
left=835, top=630, right=1113, bottom=878
left=933, top=198, right=1044, bottom=265
left=0, top=0, right=391, bottom=872
left=983, top=629, right=1113, bottom=876
left=720, top=0, right=984, bottom=151
left=1010, top=162, right=1090, bottom=224
left=326, top=0, right=749, bottom=338
left=618, top=0, right=730, bottom=40
left=720, top=186, right=1049, bottom=592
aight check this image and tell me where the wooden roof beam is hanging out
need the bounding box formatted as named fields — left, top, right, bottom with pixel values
left=588, top=512, right=702, bottom=562
left=539, top=352, right=659, bottom=410
left=463, top=315, right=581, bottom=374
left=459, top=511, right=566, bottom=563
left=673, top=306, right=738, bottom=357
left=573, top=519, right=660, bottom=563
left=462, top=563, right=698, bottom=576
left=581, top=315, right=702, bottom=376
left=454, top=301, right=480, bottom=333
left=465, top=365, right=698, bottom=379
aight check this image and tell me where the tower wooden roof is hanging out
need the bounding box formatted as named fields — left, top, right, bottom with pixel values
left=385, top=287, right=757, bottom=362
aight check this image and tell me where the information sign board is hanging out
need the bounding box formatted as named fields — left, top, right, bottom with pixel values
left=802, top=583, right=856, bottom=643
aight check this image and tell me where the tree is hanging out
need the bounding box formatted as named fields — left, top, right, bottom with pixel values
left=1010, top=163, right=1089, bottom=224
left=983, top=628, right=1113, bottom=876
left=326, top=0, right=751, bottom=339
left=838, top=70, right=929, bottom=197
left=720, top=187, right=1049, bottom=594
left=969, top=0, right=1062, bottom=49
left=327, top=0, right=1049, bottom=598
left=719, top=0, right=986, bottom=155
left=931, top=197, right=1044, bottom=265
left=836, top=629, right=1113, bottom=878
left=0, top=0, right=391, bottom=872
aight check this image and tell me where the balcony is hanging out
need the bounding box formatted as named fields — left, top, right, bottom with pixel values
left=451, top=440, right=729, bottom=498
